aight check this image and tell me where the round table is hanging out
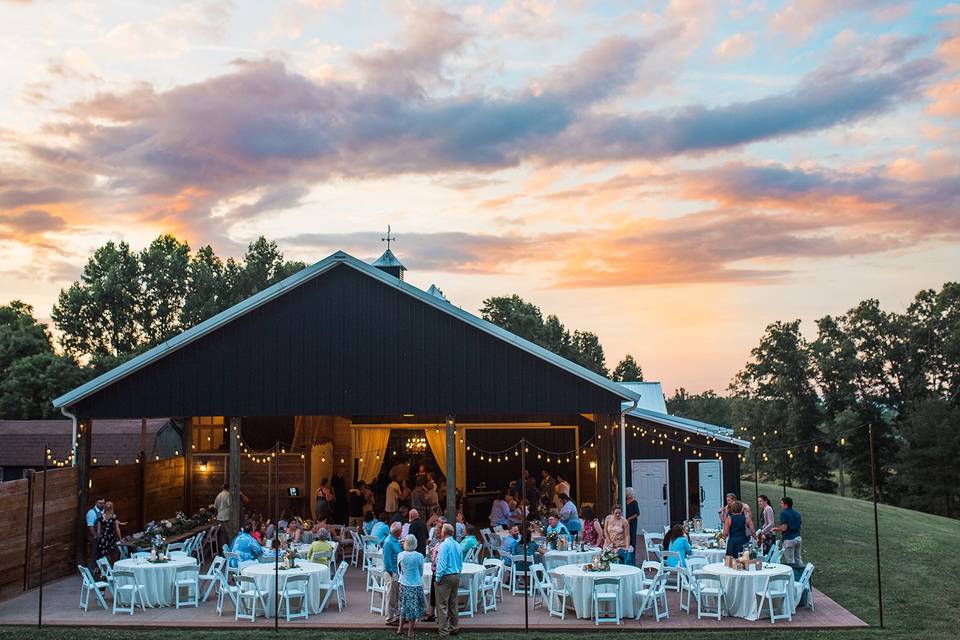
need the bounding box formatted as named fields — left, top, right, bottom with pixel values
left=114, top=556, right=198, bottom=607
left=542, top=547, right=600, bottom=571
left=689, top=531, right=720, bottom=544
left=241, top=560, right=330, bottom=616
left=700, top=562, right=796, bottom=620
left=423, top=562, right=485, bottom=601
left=692, top=547, right=726, bottom=564
left=550, top=563, right=643, bottom=619
left=264, top=541, right=339, bottom=560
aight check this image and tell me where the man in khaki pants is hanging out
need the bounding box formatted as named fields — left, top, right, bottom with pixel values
left=433, top=523, right=462, bottom=636
left=382, top=522, right=403, bottom=625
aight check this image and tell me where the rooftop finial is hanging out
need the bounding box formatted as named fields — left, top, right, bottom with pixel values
left=381, top=225, right=396, bottom=251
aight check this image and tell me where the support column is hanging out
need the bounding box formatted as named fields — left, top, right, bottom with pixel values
left=229, top=416, right=242, bottom=536
left=75, top=418, right=92, bottom=566
left=595, top=414, right=613, bottom=514
left=445, top=416, right=457, bottom=523
left=183, top=417, right=193, bottom=514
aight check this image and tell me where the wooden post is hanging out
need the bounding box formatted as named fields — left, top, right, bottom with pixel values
left=139, top=418, right=148, bottom=459
left=445, top=416, right=457, bottom=523
left=229, top=416, right=242, bottom=536
left=75, top=418, right=92, bottom=566
left=23, top=469, right=35, bottom=590
left=183, top=418, right=193, bottom=514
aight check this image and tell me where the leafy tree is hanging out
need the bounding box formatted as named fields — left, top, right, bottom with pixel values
left=138, top=234, right=190, bottom=344
left=897, top=397, right=960, bottom=517
left=0, top=300, right=53, bottom=378
left=180, top=245, right=227, bottom=328
left=0, top=352, right=85, bottom=419
left=52, top=240, right=141, bottom=358
left=667, top=388, right=730, bottom=426
left=568, top=330, right=607, bottom=375
left=731, top=320, right=833, bottom=492
left=612, top=354, right=643, bottom=382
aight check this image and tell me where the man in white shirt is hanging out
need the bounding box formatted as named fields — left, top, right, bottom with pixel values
left=86, top=498, right=105, bottom=569
left=385, top=476, right=402, bottom=514
left=214, top=483, right=233, bottom=547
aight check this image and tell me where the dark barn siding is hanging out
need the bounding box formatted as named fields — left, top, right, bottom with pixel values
left=624, top=418, right=742, bottom=525
left=74, top=265, right=623, bottom=419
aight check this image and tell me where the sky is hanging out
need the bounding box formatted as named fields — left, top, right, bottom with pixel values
left=1, top=0, right=958, bottom=394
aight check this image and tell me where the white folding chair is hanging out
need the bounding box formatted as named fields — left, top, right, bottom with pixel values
left=279, top=573, right=310, bottom=621
left=479, top=564, right=500, bottom=613
left=111, top=569, right=147, bottom=615
left=78, top=565, right=110, bottom=611
left=205, top=524, right=220, bottom=559
left=349, top=530, right=363, bottom=566
left=660, top=551, right=683, bottom=591
left=95, top=556, right=115, bottom=596
left=366, top=552, right=384, bottom=591
left=769, top=542, right=784, bottom=564
left=483, top=558, right=506, bottom=601
left=795, top=562, right=815, bottom=612
left=464, top=545, right=481, bottom=564
left=640, top=560, right=662, bottom=588
left=215, top=567, right=240, bottom=616
left=223, top=551, right=242, bottom=585
left=368, top=569, right=387, bottom=615
left=756, top=574, right=793, bottom=623
left=175, top=564, right=199, bottom=608
left=457, top=576, right=475, bottom=618
left=235, top=574, right=266, bottom=621
left=635, top=571, right=669, bottom=621
left=529, top=563, right=550, bottom=609
left=167, top=542, right=186, bottom=554
left=694, top=571, right=724, bottom=621
left=192, top=530, right=207, bottom=565
left=132, top=551, right=150, bottom=560
left=644, top=532, right=663, bottom=562
left=509, top=555, right=532, bottom=595
left=118, top=545, right=130, bottom=560
left=200, top=556, right=225, bottom=602
left=592, top=577, right=621, bottom=625
left=547, top=572, right=570, bottom=620
left=319, top=560, right=349, bottom=613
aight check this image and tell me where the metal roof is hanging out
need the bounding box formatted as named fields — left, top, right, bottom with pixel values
left=371, top=248, right=406, bottom=269
left=54, top=251, right=638, bottom=409
left=618, top=382, right=667, bottom=413
left=624, top=405, right=751, bottom=448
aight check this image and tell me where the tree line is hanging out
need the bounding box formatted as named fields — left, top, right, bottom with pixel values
left=0, top=233, right=956, bottom=518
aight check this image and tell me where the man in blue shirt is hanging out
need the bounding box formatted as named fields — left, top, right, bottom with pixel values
left=381, top=522, right=403, bottom=625
left=371, top=513, right=391, bottom=544
left=85, top=498, right=105, bottom=570
left=434, top=523, right=462, bottom=636
left=546, top=515, right=571, bottom=545
left=230, top=525, right=264, bottom=563
left=776, top=496, right=803, bottom=565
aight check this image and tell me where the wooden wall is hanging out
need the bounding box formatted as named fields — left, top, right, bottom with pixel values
left=145, top=457, right=184, bottom=520
left=239, top=454, right=305, bottom=519
left=0, top=467, right=78, bottom=602
left=191, top=454, right=228, bottom=514
left=88, top=457, right=186, bottom=534
left=89, top=463, right=142, bottom=532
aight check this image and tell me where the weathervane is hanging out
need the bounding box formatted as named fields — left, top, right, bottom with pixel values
left=381, top=225, right=396, bottom=251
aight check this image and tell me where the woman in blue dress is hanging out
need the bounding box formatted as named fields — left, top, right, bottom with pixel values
left=396, top=534, right=425, bottom=638
left=723, top=500, right=756, bottom=557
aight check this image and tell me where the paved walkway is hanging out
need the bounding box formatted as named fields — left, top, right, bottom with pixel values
left=0, top=564, right=866, bottom=630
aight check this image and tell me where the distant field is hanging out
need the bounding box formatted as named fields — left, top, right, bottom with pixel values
left=3, top=481, right=958, bottom=639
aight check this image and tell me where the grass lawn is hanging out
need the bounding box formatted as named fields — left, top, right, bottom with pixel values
left=3, top=481, right=958, bottom=640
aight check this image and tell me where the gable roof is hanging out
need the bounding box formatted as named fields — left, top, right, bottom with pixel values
left=54, top=251, right=638, bottom=410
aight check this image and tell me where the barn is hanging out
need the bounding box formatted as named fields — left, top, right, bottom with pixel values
left=52, top=247, right=747, bottom=547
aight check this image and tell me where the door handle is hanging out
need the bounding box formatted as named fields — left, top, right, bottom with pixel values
left=700, top=487, right=705, bottom=504
left=662, top=484, right=667, bottom=502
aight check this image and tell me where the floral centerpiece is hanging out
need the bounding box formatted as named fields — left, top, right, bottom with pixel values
left=584, top=547, right=619, bottom=572
left=283, top=547, right=298, bottom=570
left=148, top=533, right=168, bottom=562
left=545, top=531, right=559, bottom=550
left=130, top=506, right=216, bottom=549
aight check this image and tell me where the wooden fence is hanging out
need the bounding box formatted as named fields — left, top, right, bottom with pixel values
left=0, top=467, right=78, bottom=601
left=89, top=457, right=185, bottom=535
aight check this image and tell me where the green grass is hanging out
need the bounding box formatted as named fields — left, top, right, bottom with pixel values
left=3, top=482, right=958, bottom=639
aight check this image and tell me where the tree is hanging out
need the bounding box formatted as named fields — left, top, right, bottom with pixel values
left=52, top=240, right=142, bottom=358
left=0, top=300, right=53, bottom=378
left=612, top=354, right=643, bottom=382
left=180, top=245, right=227, bottom=328
left=138, top=234, right=190, bottom=344
left=897, top=397, right=960, bottom=517
left=667, top=388, right=730, bottom=426
left=569, top=330, right=607, bottom=375
left=731, top=320, right=834, bottom=492
left=0, top=352, right=85, bottom=419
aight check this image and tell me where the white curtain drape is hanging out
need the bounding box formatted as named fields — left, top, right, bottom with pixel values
left=424, top=426, right=466, bottom=490
left=354, top=428, right=390, bottom=484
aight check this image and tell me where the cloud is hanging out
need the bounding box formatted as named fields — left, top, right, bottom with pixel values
left=770, top=1, right=904, bottom=42
left=0, top=209, right=66, bottom=235
left=714, top=33, right=754, bottom=60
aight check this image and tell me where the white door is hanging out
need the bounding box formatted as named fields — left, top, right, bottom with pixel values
left=631, top=460, right=669, bottom=534
left=698, top=460, right=723, bottom=530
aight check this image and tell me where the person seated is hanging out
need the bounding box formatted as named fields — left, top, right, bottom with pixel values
left=601, top=505, right=633, bottom=564
left=285, top=521, right=302, bottom=543
left=371, top=512, right=391, bottom=544
left=454, top=511, right=467, bottom=541
left=580, top=506, right=602, bottom=547
left=662, top=524, right=692, bottom=568
left=499, top=525, right=521, bottom=565
left=306, top=528, right=335, bottom=562
left=363, top=510, right=377, bottom=536
left=251, top=521, right=264, bottom=544
left=230, top=525, right=264, bottom=564
left=300, top=520, right=316, bottom=544
left=545, top=514, right=571, bottom=545
left=459, top=525, right=480, bottom=558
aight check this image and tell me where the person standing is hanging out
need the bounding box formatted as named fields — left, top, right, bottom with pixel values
left=382, top=522, right=403, bottom=626
left=555, top=472, right=571, bottom=509
left=434, top=523, right=462, bottom=637
left=397, top=534, right=425, bottom=639
left=408, top=508, right=428, bottom=555
left=315, top=479, right=332, bottom=522
left=85, top=497, right=105, bottom=570
left=386, top=474, right=402, bottom=515
left=558, top=494, right=581, bottom=536
left=625, top=487, right=639, bottom=563
left=96, top=501, right=122, bottom=563
left=214, top=484, right=232, bottom=548
left=723, top=501, right=756, bottom=558
left=775, top=496, right=803, bottom=565
left=757, top=494, right=777, bottom=554
left=540, top=470, right=556, bottom=509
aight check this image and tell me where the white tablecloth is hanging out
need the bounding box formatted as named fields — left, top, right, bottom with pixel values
left=550, top=563, right=643, bottom=619
left=241, top=560, right=330, bottom=616
left=700, top=562, right=796, bottom=620
left=114, top=556, right=198, bottom=607
left=692, top=548, right=726, bottom=564
left=423, top=563, right=485, bottom=599
left=542, top=548, right=600, bottom=571
left=689, top=531, right=720, bottom=544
